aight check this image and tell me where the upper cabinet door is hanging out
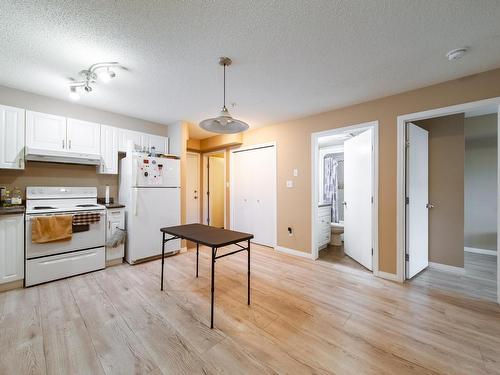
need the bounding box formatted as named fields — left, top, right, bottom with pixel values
left=99, top=125, right=118, bottom=174
left=149, top=135, right=168, bottom=154
left=26, top=111, right=66, bottom=152
left=0, top=105, right=25, bottom=169
left=66, top=118, right=100, bottom=155
left=118, top=129, right=142, bottom=153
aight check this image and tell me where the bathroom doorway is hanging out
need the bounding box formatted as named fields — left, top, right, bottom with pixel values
left=311, top=121, right=379, bottom=274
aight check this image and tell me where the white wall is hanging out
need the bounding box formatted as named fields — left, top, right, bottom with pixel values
left=464, top=114, right=497, bottom=251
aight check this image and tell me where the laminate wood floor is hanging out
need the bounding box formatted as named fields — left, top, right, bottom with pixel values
left=1, top=244, right=499, bottom=375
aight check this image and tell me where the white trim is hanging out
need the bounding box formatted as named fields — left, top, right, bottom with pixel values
left=428, top=262, right=465, bottom=275
left=464, top=247, right=497, bottom=256
left=311, top=121, right=379, bottom=277
left=186, top=151, right=201, bottom=224
left=276, top=246, right=314, bottom=259
left=202, top=149, right=227, bottom=228
left=229, top=142, right=277, bottom=248
left=396, top=96, right=500, bottom=304
left=376, top=271, right=399, bottom=281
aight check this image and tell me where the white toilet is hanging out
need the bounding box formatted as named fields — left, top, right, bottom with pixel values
left=330, top=222, right=344, bottom=246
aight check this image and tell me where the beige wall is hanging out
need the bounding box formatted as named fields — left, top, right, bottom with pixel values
left=417, top=114, right=465, bottom=268
left=0, top=85, right=169, bottom=201
left=464, top=114, right=497, bottom=251
left=235, top=68, right=500, bottom=274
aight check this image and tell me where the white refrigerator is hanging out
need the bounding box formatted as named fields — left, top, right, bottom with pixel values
left=119, top=153, right=181, bottom=264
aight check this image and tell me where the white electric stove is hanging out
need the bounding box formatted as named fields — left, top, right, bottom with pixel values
left=25, top=187, right=106, bottom=286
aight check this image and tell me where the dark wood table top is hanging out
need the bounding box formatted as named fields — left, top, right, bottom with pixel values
left=161, top=223, right=253, bottom=248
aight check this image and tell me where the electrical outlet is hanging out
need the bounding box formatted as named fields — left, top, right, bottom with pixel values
left=286, top=180, right=293, bottom=188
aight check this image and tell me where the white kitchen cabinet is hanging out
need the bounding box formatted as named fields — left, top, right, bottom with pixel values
left=0, top=214, right=24, bottom=284
left=99, top=125, right=118, bottom=174
left=66, top=118, right=101, bottom=155
left=148, top=134, right=169, bottom=154
left=106, top=208, right=125, bottom=264
left=26, top=110, right=66, bottom=152
left=317, top=205, right=331, bottom=249
left=0, top=105, right=25, bottom=169
left=118, top=129, right=142, bottom=153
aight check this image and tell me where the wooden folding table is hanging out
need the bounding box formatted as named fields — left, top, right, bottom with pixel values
left=160, top=223, right=253, bottom=328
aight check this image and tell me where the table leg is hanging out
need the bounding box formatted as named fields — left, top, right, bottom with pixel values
left=211, top=246, right=216, bottom=329
left=247, top=239, right=251, bottom=305
left=196, top=242, right=199, bottom=278
left=161, top=232, right=165, bottom=291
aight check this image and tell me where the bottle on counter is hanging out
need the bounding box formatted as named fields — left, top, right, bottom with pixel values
left=2, top=189, right=11, bottom=206
left=11, top=187, right=22, bottom=205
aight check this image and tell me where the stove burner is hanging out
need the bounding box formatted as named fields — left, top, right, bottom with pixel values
left=76, top=204, right=98, bottom=207
left=33, top=206, right=56, bottom=210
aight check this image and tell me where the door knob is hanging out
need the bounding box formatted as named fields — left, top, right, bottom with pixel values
left=426, top=203, right=435, bottom=209
left=342, top=201, right=347, bottom=206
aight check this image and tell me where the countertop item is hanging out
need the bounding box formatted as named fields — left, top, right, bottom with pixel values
left=0, top=205, right=25, bottom=215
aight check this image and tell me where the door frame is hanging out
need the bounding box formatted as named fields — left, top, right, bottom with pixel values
left=396, top=97, right=500, bottom=305
left=186, top=151, right=201, bottom=223
left=229, top=142, right=277, bottom=247
left=311, top=121, right=379, bottom=275
left=202, top=149, right=227, bottom=228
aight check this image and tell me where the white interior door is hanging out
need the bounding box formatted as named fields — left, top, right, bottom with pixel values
left=232, top=145, right=276, bottom=247
left=405, top=123, right=429, bottom=279
left=186, top=153, right=200, bottom=224
left=344, top=129, right=373, bottom=270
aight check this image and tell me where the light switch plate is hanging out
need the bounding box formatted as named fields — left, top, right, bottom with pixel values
left=286, top=180, right=293, bottom=188
left=293, top=169, right=298, bottom=177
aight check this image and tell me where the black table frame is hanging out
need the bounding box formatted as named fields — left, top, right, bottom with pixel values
left=160, top=232, right=251, bottom=329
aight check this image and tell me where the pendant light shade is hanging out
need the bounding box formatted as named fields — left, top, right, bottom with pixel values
left=199, top=57, right=249, bottom=134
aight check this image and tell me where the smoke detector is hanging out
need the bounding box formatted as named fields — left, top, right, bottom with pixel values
left=446, top=47, right=468, bottom=61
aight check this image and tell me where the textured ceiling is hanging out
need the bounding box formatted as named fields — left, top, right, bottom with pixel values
left=1, top=1, right=500, bottom=139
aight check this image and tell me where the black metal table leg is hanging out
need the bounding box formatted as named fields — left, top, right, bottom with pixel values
left=196, top=242, right=199, bottom=278
left=210, top=246, right=216, bottom=329
left=161, top=232, right=165, bottom=291
left=247, top=239, right=251, bottom=305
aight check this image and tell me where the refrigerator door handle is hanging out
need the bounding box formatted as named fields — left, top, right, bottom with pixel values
left=133, top=189, right=138, bottom=216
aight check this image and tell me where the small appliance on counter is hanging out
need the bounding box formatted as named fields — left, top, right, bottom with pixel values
left=0, top=186, right=22, bottom=206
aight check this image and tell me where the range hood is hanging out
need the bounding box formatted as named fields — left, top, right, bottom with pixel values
left=25, top=147, right=101, bottom=166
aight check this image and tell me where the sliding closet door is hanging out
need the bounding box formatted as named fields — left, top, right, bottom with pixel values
left=232, top=145, right=276, bottom=247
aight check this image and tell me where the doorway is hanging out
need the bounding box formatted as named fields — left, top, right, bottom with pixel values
left=398, top=98, right=500, bottom=304
left=202, top=150, right=226, bottom=228
left=311, top=121, right=379, bottom=274
left=186, top=152, right=200, bottom=224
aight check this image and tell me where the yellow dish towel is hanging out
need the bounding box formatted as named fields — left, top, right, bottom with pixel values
left=31, top=215, right=73, bottom=243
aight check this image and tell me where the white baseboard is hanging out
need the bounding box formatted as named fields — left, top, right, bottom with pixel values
left=429, top=261, right=465, bottom=274
left=376, top=271, right=399, bottom=282
left=275, top=246, right=313, bottom=259
left=464, top=247, right=497, bottom=256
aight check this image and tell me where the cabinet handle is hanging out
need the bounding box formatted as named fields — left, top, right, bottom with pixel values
left=62, top=140, right=65, bottom=148
left=69, top=140, right=71, bottom=149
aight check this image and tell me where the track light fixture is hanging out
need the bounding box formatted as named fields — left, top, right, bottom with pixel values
left=68, top=62, right=119, bottom=100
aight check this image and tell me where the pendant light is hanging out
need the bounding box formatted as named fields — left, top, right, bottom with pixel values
left=199, top=57, right=249, bottom=134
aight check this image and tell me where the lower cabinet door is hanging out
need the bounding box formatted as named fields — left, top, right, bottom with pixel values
left=0, top=214, right=24, bottom=284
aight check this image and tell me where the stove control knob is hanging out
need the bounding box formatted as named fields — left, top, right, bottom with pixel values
left=144, top=171, right=149, bottom=177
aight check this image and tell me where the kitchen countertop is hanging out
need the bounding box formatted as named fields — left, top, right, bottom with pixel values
left=0, top=205, right=25, bottom=215
left=103, top=203, right=126, bottom=209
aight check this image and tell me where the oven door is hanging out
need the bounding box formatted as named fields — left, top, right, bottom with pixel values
left=25, top=210, right=106, bottom=259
